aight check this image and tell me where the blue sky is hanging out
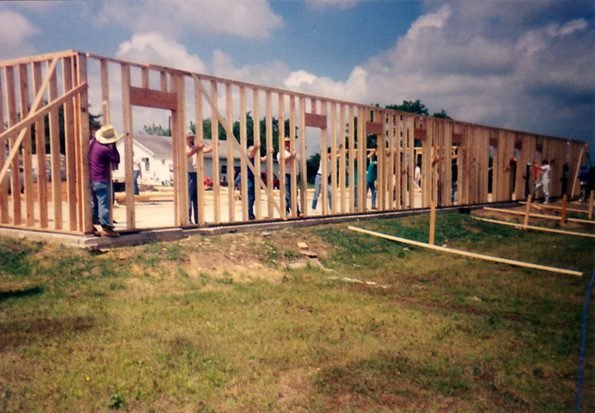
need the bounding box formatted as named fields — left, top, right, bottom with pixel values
left=1, top=0, right=594, bottom=159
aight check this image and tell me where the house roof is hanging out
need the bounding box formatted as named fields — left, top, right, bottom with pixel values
left=132, top=134, right=242, bottom=159
left=133, top=134, right=172, bottom=157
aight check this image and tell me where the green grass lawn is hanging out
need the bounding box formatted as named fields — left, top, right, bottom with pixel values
left=0, top=212, right=594, bottom=412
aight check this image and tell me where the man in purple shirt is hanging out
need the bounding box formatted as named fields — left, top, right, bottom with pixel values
left=89, top=125, right=122, bottom=237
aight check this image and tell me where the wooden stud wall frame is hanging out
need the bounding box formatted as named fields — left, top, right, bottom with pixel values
left=0, top=50, right=588, bottom=235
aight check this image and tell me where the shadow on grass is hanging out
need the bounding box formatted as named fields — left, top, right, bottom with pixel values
left=313, top=351, right=529, bottom=411
left=0, top=315, right=95, bottom=349
left=0, top=285, right=43, bottom=302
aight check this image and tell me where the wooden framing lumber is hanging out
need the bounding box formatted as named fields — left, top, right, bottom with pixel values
left=348, top=226, right=582, bottom=277
left=471, top=216, right=595, bottom=239
left=339, top=103, right=347, bottom=213
left=210, top=80, right=221, bottom=224
left=429, top=201, right=436, bottom=245
left=320, top=100, right=329, bottom=216
left=305, top=112, right=326, bottom=129
left=519, top=201, right=589, bottom=214
left=129, top=86, right=177, bottom=110
left=484, top=207, right=595, bottom=225
left=62, top=57, right=78, bottom=231
left=18, top=63, right=34, bottom=227
left=173, top=74, right=187, bottom=226
left=0, top=71, right=7, bottom=224
left=194, top=75, right=206, bottom=225
left=196, top=77, right=281, bottom=220
left=570, top=144, right=586, bottom=198
left=121, top=64, right=136, bottom=229
left=298, top=96, right=308, bottom=217
left=289, top=95, right=298, bottom=217
left=523, top=195, right=532, bottom=227
left=74, top=53, right=92, bottom=233
left=32, top=61, right=48, bottom=228
left=348, top=105, right=356, bottom=213
left=239, top=85, right=248, bottom=221
left=278, top=93, right=286, bottom=219
left=226, top=83, right=234, bottom=222
left=265, top=90, right=274, bottom=218
left=0, top=49, right=589, bottom=238
left=252, top=88, right=261, bottom=220
left=330, top=102, right=338, bottom=215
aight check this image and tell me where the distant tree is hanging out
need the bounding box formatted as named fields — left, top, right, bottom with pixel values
left=432, top=109, right=452, bottom=119
left=143, top=123, right=171, bottom=136
left=89, top=113, right=102, bottom=131
left=38, top=107, right=102, bottom=153
left=190, top=114, right=297, bottom=156
left=386, top=100, right=429, bottom=116
left=386, top=99, right=451, bottom=119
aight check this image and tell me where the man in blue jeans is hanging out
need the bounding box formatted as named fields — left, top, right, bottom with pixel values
left=312, top=144, right=343, bottom=212
left=246, top=142, right=270, bottom=220
left=89, top=125, right=122, bottom=237
left=366, top=149, right=378, bottom=209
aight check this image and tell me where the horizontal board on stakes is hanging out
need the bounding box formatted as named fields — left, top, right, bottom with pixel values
left=471, top=216, right=595, bottom=239
left=483, top=207, right=595, bottom=225
left=347, top=226, right=582, bottom=277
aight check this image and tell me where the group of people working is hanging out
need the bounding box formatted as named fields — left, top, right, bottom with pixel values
left=88, top=122, right=388, bottom=238
left=89, top=124, right=586, bottom=237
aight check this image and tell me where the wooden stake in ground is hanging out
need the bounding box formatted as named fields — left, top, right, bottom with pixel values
left=519, top=201, right=587, bottom=214
left=348, top=226, right=582, bottom=277
left=429, top=200, right=436, bottom=245
left=570, top=144, right=586, bottom=198
left=523, top=194, right=532, bottom=228
left=589, top=190, right=594, bottom=220
left=561, top=194, right=567, bottom=224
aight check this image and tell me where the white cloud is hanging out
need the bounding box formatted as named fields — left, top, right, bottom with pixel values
left=356, top=0, right=595, bottom=141
left=264, top=0, right=594, bottom=145
left=304, top=0, right=359, bottom=10
left=116, top=32, right=207, bottom=73
left=210, top=49, right=290, bottom=87
left=282, top=66, right=368, bottom=103
left=406, top=4, right=451, bottom=40
left=0, top=9, right=39, bottom=58
left=548, top=19, right=588, bottom=37
left=99, top=0, right=283, bottom=40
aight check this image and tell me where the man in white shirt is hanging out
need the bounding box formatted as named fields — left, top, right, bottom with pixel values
left=535, top=159, right=552, bottom=203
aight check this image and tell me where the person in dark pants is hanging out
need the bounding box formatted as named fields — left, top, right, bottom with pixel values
left=247, top=142, right=266, bottom=220
left=277, top=138, right=301, bottom=216
left=186, top=131, right=212, bottom=224
left=366, top=149, right=378, bottom=209
left=133, top=155, right=142, bottom=195
left=89, top=125, right=122, bottom=237
left=523, top=162, right=532, bottom=198
left=312, top=145, right=343, bottom=211
left=561, top=163, right=569, bottom=196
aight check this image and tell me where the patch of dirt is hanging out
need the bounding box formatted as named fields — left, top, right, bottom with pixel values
left=176, top=229, right=330, bottom=283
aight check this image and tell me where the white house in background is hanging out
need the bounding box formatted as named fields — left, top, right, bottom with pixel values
left=114, top=134, right=243, bottom=187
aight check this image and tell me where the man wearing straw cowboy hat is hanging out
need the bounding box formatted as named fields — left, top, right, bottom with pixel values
left=89, top=124, right=122, bottom=237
